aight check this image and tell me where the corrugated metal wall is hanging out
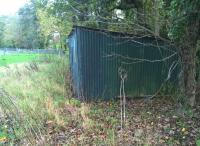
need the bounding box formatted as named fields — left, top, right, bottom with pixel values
left=68, top=26, right=179, bottom=100
left=69, top=29, right=81, bottom=97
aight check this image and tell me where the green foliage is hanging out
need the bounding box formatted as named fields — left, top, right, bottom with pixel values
left=0, top=16, right=6, bottom=47
left=0, top=0, right=180, bottom=49
left=17, top=3, right=45, bottom=49
left=1, top=16, right=19, bottom=48
left=159, top=82, right=178, bottom=96
left=168, top=0, right=200, bottom=42
left=167, top=0, right=186, bottom=41
left=42, top=55, right=69, bottom=84
left=0, top=2, right=46, bottom=49
left=196, top=139, right=200, bottom=146
left=69, top=98, right=81, bottom=107
left=36, top=4, right=72, bottom=49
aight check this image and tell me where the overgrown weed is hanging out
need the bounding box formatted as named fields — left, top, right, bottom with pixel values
left=0, top=55, right=71, bottom=145
left=0, top=55, right=199, bottom=145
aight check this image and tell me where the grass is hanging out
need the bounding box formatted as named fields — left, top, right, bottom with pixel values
left=0, top=55, right=70, bottom=145
left=0, top=55, right=199, bottom=145
left=0, top=53, right=40, bottom=66
left=197, top=139, right=200, bottom=146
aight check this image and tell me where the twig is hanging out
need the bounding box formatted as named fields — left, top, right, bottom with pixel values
left=118, top=67, right=127, bottom=130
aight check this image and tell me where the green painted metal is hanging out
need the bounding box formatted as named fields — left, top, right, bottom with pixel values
left=68, top=26, right=179, bottom=100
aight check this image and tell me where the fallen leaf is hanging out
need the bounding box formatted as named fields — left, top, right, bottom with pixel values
left=181, top=128, right=186, bottom=132
left=0, top=137, right=7, bottom=142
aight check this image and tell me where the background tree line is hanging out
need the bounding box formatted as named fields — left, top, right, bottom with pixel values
left=0, top=0, right=199, bottom=106
left=0, top=0, right=71, bottom=49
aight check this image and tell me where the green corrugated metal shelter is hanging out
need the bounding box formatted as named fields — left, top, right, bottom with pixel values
left=68, top=26, right=179, bottom=100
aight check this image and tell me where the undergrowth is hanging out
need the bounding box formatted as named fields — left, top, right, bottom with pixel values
left=0, top=55, right=72, bottom=145
left=0, top=55, right=199, bottom=145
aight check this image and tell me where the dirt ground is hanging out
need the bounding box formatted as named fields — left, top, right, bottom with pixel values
left=45, top=98, right=200, bottom=146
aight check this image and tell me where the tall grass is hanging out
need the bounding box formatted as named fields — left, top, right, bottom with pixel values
left=0, top=54, right=119, bottom=145
left=1, top=55, right=198, bottom=145
left=0, top=55, right=71, bottom=145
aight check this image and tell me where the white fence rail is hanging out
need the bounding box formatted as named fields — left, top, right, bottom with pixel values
left=0, top=48, right=64, bottom=55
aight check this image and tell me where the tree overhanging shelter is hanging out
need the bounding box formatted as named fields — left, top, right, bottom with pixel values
left=68, top=26, right=180, bottom=100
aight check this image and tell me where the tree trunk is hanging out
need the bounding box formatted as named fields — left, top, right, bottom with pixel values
left=181, top=47, right=196, bottom=106
left=154, top=0, right=160, bottom=36
left=196, top=82, right=200, bottom=105
left=196, top=40, right=200, bottom=105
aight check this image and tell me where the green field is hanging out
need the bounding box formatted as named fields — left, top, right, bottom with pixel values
left=0, top=54, right=40, bottom=66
